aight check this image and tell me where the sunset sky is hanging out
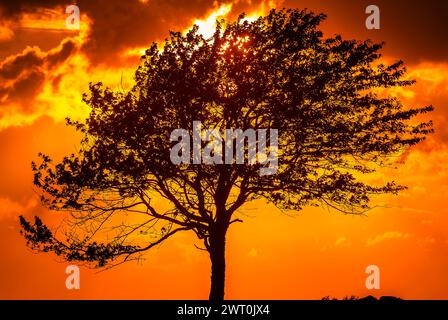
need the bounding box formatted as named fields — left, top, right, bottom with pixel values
left=0, top=0, right=447, bottom=299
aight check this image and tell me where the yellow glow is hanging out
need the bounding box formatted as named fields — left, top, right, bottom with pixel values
left=20, top=9, right=68, bottom=31
left=192, top=3, right=232, bottom=38
left=124, top=47, right=148, bottom=57
left=241, top=13, right=263, bottom=24
left=409, top=64, right=448, bottom=86
left=219, top=34, right=250, bottom=55
left=0, top=24, right=14, bottom=41
left=19, top=7, right=91, bottom=36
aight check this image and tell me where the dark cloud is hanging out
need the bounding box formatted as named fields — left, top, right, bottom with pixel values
left=0, top=70, right=45, bottom=109
left=76, top=0, right=243, bottom=64
left=0, top=37, right=76, bottom=78
left=0, top=37, right=77, bottom=109
left=0, top=46, right=43, bottom=79
left=0, top=0, right=447, bottom=65
left=284, top=0, right=448, bottom=64
left=0, top=0, right=68, bottom=17
left=0, top=0, right=270, bottom=65
left=46, top=38, right=76, bottom=65
left=0, top=28, right=76, bottom=62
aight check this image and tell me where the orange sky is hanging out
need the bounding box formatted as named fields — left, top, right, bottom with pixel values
left=0, top=0, right=447, bottom=299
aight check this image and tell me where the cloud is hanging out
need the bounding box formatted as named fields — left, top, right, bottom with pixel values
left=334, top=237, right=351, bottom=247
left=0, top=196, right=38, bottom=221
left=372, top=62, right=448, bottom=152
left=77, top=0, right=276, bottom=65
left=0, top=0, right=446, bottom=137
left=0, top=0, right=280, bottom=130
left=0, top=37, right=77, bottom=78
left=366, top=231, right=411, bottom=247
left=0, top=36, right=80, bottom=126
left=2, top=0, right=448, bottom=66
left=403, top=64, right=448, bottom=148
left=283, top=0, right=448, bottom=64
left=0, top=70, right=45, bottom=109
left=417, top=236, right=436, bottom=246
left=0, top=46, right=44, bottom=79
left=0, top=22, right=14, bottom=42
left=0, top=0, right=278, bottom=65
left=0, top=1, right=64, bottom=17
left=248, top=248, right=258, bottom=257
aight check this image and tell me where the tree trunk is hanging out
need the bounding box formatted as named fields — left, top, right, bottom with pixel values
left=208, top=229, right=227, bottom=301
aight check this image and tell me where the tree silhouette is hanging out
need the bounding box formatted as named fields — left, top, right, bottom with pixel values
left=19, top=9, right=433, bottom=300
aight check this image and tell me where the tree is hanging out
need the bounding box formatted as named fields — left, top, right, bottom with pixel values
left=19, top=9, right=433, bottom=300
